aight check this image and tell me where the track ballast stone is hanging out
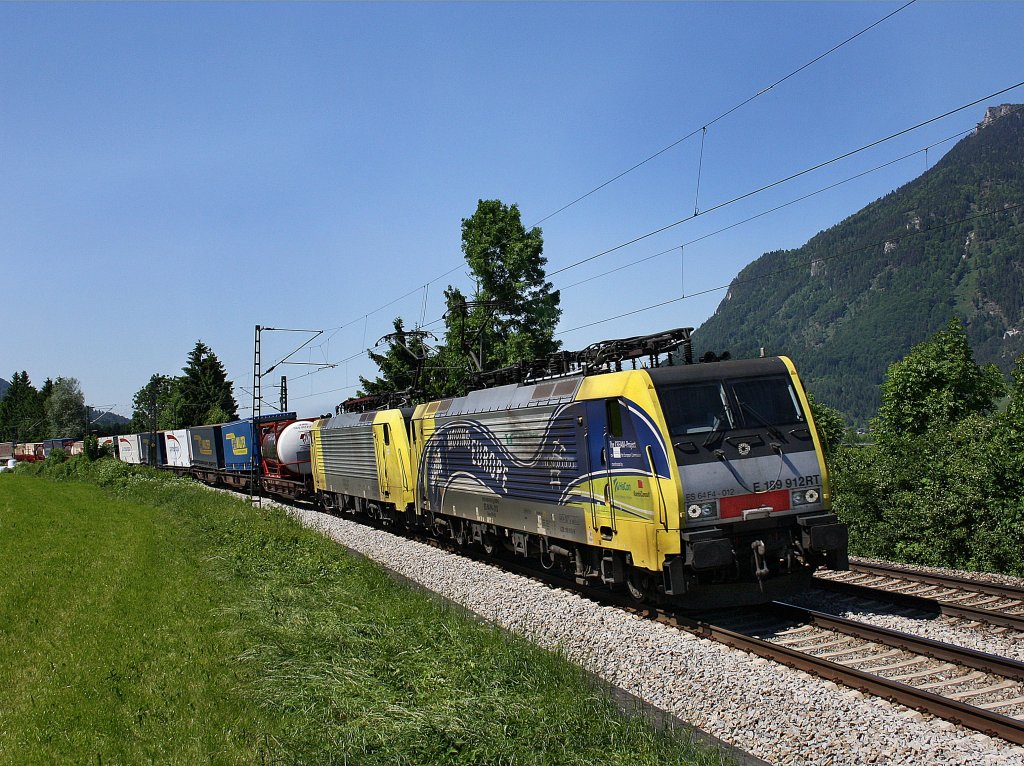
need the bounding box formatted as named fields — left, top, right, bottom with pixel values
left=287, top=505, right=1024, bottom=766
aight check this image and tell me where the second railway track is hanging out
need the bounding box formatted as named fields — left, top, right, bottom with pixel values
left=816, top=561, right=1024, bottom=632
left=673, top=601, right=1024, bottom=745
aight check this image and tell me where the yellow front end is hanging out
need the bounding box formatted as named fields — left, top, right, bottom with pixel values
left=573, top=370, right=683, bottom=575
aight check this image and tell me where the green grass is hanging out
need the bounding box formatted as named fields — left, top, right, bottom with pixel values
left=1, top=458, right=731, bottom=765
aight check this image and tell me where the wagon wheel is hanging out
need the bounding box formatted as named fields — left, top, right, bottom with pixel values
left=451, top=519, right=468, bottom=546
left=481, top=531, right=498, bottom=557
left=626, top=567, right=654, bottom=603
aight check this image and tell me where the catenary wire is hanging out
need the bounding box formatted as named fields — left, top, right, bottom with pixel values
left=555, top=202, right=1024, bottom=336
left=556, top=125, right=977, bottom=292
left=263, top=93, right=1024, bottom=402
left=547, top=80, right=1024, bottom=278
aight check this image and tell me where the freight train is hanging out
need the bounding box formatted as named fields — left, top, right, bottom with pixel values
left=101, top=327, right=849, bottom=607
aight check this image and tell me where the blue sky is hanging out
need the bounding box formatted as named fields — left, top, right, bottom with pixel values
left=3, top=1, right=1023, bottom=420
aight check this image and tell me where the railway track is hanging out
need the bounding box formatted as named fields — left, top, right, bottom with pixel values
left=816, top=561, right=1024, bottom=632
left=667, top=601, right=1024, bottom=746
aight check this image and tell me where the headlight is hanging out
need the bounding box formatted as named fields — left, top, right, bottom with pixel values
left=791, top=488, right=820, bottom=506
left=687, top=501, right=718, bottom=519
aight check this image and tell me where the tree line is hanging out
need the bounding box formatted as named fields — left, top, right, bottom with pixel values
left=0, top=374, right=86, bottom=442
left=0, top=341, right=239, bottom=442
left=129, top=341, right=239, bottom=431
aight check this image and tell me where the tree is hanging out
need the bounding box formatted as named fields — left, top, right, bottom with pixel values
left=806, top=392, right=846, bottom=464
left=0, top=371, right=47, bottom=441
left=177, top=341, right=238, bottom=427
left=45, top=377, right=86, bottom=438
left=358, top=317, right=431, bottom=398
left=831, top=327, right=1024, bottom=575
left=425, top=199, right=561, bottom=397
left=131, top=374, right=185, bottom=432
left=873, top=318, right=1004, bottom=440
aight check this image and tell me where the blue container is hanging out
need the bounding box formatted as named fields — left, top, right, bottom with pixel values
left=188, top=425, right=224, bottom=470
left=221, top=420, right=256, bottom=473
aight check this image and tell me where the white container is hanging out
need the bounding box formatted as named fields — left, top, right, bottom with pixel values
left=117, top=434, right=144, bottom=464
left=163, top=429, right=191, bottom=468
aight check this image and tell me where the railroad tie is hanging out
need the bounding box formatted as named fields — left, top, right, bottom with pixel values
left=916, top=671, right=986, bottom=690
left=843, top=648, right=905, bottom=668
left=977, top=694, right=1024, bottom=711
left=816, top=643, right=875, bottom=661
left=787, top=636, right=855, bottom=653
left=946, top=680, right=1018, bottom=701
left=888, top=662, right=957, bottom=682
left=862, top=657, right=934, bottom=674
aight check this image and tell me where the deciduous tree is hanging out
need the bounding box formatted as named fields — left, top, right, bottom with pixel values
left=873, top=318, right=1004, bottom=439
left=45, top=377, right=86, bottom=438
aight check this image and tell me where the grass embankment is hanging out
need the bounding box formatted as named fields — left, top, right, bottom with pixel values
left=1, top=459, right=730, bottom=765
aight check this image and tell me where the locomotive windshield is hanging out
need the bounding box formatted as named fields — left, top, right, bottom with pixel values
left=660, top=382, right=733, bottom=435
left=660, top=375, right=804, bottom=436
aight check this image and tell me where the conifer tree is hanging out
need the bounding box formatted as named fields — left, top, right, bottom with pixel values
left=177, top=341, right=238, bottom=427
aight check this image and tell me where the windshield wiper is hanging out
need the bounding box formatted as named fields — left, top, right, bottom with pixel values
left=701, top=416, right=725, bottom=450
left=737, top=400, right=786, bottom=442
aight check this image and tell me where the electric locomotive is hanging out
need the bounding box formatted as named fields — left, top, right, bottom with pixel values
left=310, top=328, right=848, bottom=607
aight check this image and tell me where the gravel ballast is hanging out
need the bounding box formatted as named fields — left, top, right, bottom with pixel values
left=284, top=505, right=1024, bottom=766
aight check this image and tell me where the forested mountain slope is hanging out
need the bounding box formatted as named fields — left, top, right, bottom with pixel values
left=693, top=105, right=1024, bottom=424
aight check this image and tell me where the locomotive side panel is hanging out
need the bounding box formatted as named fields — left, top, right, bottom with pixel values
left=417, top=402, right=590, bottom=544
left=316, top=413, right=384, bottom=503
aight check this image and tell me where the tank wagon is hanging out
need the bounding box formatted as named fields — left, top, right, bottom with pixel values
left=310, top=328, right=848, bottom=607
left=259, top=417, right=316, bottom=500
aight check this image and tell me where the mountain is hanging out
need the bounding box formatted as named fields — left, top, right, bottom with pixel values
left=0, top=377, right=8, bottom=400
left=693, top=104, right=1024, bottom=424
left=88, top=409, right=131, bottom=432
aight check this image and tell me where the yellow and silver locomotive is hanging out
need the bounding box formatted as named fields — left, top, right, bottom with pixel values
left=310, top=328, right=847, bottom=606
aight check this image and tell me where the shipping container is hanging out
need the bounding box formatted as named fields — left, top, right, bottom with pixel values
left=43, top=438, right=76, bottom=457
left=163, top=429, right=191, bottom=468
left=98, top=435, right=116, bottom=456
left=143, top=433, right=163, bottom=465
left=14, top=443, right=44, bottom=461
left=117, top=434, right=144, bottom=464
left=188, top=425, right=223, bottom=470
left=221, top=419, right=256, bottom=473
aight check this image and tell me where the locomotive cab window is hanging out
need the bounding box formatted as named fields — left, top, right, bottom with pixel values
left=659, top=382, right=732, bottom=435
left=730, top=376, right=804, bottom=427
left=382, top=423, right=391, bottom=446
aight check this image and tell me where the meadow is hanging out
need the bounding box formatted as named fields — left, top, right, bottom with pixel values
left=0, top=460, right=732, bottom=765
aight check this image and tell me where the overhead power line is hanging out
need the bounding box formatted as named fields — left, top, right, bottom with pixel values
left=547, top=79, right=1024, bottom=279
left=555, top=124, right=980, bottom=293
left=280, top=101, right=1024, bottom=402
left=556, top=202, right=1024, bottom=336
left=531, top=0, right=918, bottom=228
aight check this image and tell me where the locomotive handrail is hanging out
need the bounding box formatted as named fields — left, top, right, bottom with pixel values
left=646, top=445, right=668, bottom=532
